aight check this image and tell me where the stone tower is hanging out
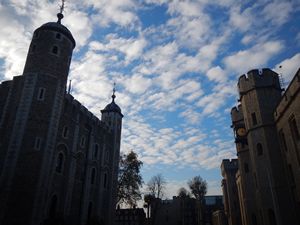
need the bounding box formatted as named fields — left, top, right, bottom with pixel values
left=237, top=68, right=297, bottom=225
left=0, top=12, right=75, bottom=225
left=101, top=88, right=123, bottom=225
left=221, top=159, right=241, bottom=225
left=231, top=105, right=256, bottom=225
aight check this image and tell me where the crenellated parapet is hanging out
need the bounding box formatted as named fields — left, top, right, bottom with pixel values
left=64, top=93, right=108, bottom=130
left=238, top=68, right=281, bottom=96
left=221, top=159, right=238, bottom=176
left=231, top=104, right=243, bottom=123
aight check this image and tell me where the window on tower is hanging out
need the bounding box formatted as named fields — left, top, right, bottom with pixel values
left=80, top=136, right=86, bottom=147
left=93, top=144, right=99, bottom=159
left=257, top=143, right=263, bottom=156
left=34, top=137, right=42, bottom=150
left=91, top=168, right=96, bottom=184
left=55, top=33, right=62, bottom=40
left=251, top=112, right=257, bottom=126
left=51, top=45, right=59, bottom=55
left=37, top=88, right=46, bottom=101
left=62, top=126, right=69, bottom=138
left=104, top=173, right=107, bottom=188
left=55, top=152, right=64, bottom=173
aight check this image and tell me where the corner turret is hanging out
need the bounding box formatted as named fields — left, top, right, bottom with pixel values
left=237, top=68, right=282, bottom=98
left=23, top=13, right=75, bottom=83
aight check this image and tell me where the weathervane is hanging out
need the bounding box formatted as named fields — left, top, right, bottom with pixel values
left=112, top=82, right=116, bottom=102
left=57, top=0, right=66, bottom=24
left=59, top=0, right=66, bottom=14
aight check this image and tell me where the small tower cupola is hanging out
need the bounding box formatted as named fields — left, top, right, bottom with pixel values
left=101, top=83, right=123, bottom=131
left=102, top=85, right=123, bottom=115
left=22, top=5, right=75, bottom=83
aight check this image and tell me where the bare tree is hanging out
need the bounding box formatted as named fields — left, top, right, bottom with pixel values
left=147, top=174, right=166, bottom=199
left=188, top=176, right=207, bottom=202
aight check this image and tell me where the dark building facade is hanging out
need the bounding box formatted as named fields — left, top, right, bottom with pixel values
left=115, top=208, right=146, bottom=225
left=222, top=68, right=300, bottom=225
left=220, top=159, right=241, bottom=225
left=0, top=13, right=123, bottom=225
left=150, top=195, right=224, bottom=225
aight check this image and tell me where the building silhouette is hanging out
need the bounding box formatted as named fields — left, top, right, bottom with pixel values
left=0, top=12, right=123, bottom=225
left=221, top=159, right=241, bottom=225
left=221, top=68, right=300, bottom=225
left=149, top=195, right=223, bottom=225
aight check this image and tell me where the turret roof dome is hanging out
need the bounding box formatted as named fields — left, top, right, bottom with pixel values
left=35, top=15, right=76, bottom=48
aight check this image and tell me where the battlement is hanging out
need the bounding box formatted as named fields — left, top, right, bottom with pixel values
left=221, top=159, right=238, bottom=176
left=231, top=104, right=243, bottom=123
left=64, top=93, right=107, bottom=129
left=274, top=68, right=300, bottom=122
left=237, top=68, right=281, bottom=96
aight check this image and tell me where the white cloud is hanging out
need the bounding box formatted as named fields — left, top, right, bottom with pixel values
left=91, top=34, right=147, bottom=64
left=229, top=6, right=252, bottom=32
left=262, top=1, right=293, bottom=26
left=123, top=74, right=152, bottom=94
left=206, top=66, right=227, bottom=83
left=87, top=0, right=138, bottom=27
left=224, top=41, right=284, bottom=74
left=274, top=53, right=300, bottom=84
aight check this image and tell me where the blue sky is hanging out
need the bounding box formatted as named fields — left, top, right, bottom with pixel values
left=0, top=0, right=300, bottom=198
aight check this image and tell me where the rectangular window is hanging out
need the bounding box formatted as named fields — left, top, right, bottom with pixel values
left=104, top=173, right=107, bottom=188
left=288, top=164, right=295, bottom=185
left=289, top=115, right=300, bottom=165
left=62, top=126, right=68, bottom=138
left=251, top=112, right=257, bottom=126
left=289, top=116, right=300, bottom=141
left=37, top=88, right=46, bottom=101
left=80, top=136, right=86, bottom=147
left=278, top=129, right=288, bottom=152
left=34, top=137, right=41, bottom=150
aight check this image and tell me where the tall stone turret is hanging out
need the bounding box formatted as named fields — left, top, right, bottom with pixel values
left=221, top=159, right=241, bottom=225
left=23, top=13, right=75, bottom=82
left=237, top=68, right=297, bottom=225
left=0, top=12, right=75, bottom=225
left=231, top=105, right=256, bottom=225
left=101, top=87, right=123, bottom=225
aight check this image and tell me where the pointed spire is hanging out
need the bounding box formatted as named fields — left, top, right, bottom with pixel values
left=112, top=82, right=116, bottom=102
left=57, top=0, right=66, bottom=24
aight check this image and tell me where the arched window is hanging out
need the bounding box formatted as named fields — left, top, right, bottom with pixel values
left=268, top=209, right=277, bottom=225
left=94, top=144, right=99, bottom=159
left=91, top=168, right=96, bottom=184
left=104, top=173, right=107, bottom=188
left=52, top=46, right=59, bottom=55
left=257, top=143, right=263, bottom=156
left=55, top=152, right=64, bottom=173
left=56, top=33, right=62, bottom=40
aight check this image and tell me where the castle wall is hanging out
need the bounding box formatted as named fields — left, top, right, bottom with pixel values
left=230, top=106, right=256, bottom=225
left=274, top=69, right=300, bottom=214
left=221, top=159, right=241, bottom=225
left=237, top=69, right=297, bottom=225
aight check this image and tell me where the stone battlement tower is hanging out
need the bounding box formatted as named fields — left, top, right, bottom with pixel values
left=0, top=11, right=122, bottom=225
left=237, top=68, right=297, bottom=225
